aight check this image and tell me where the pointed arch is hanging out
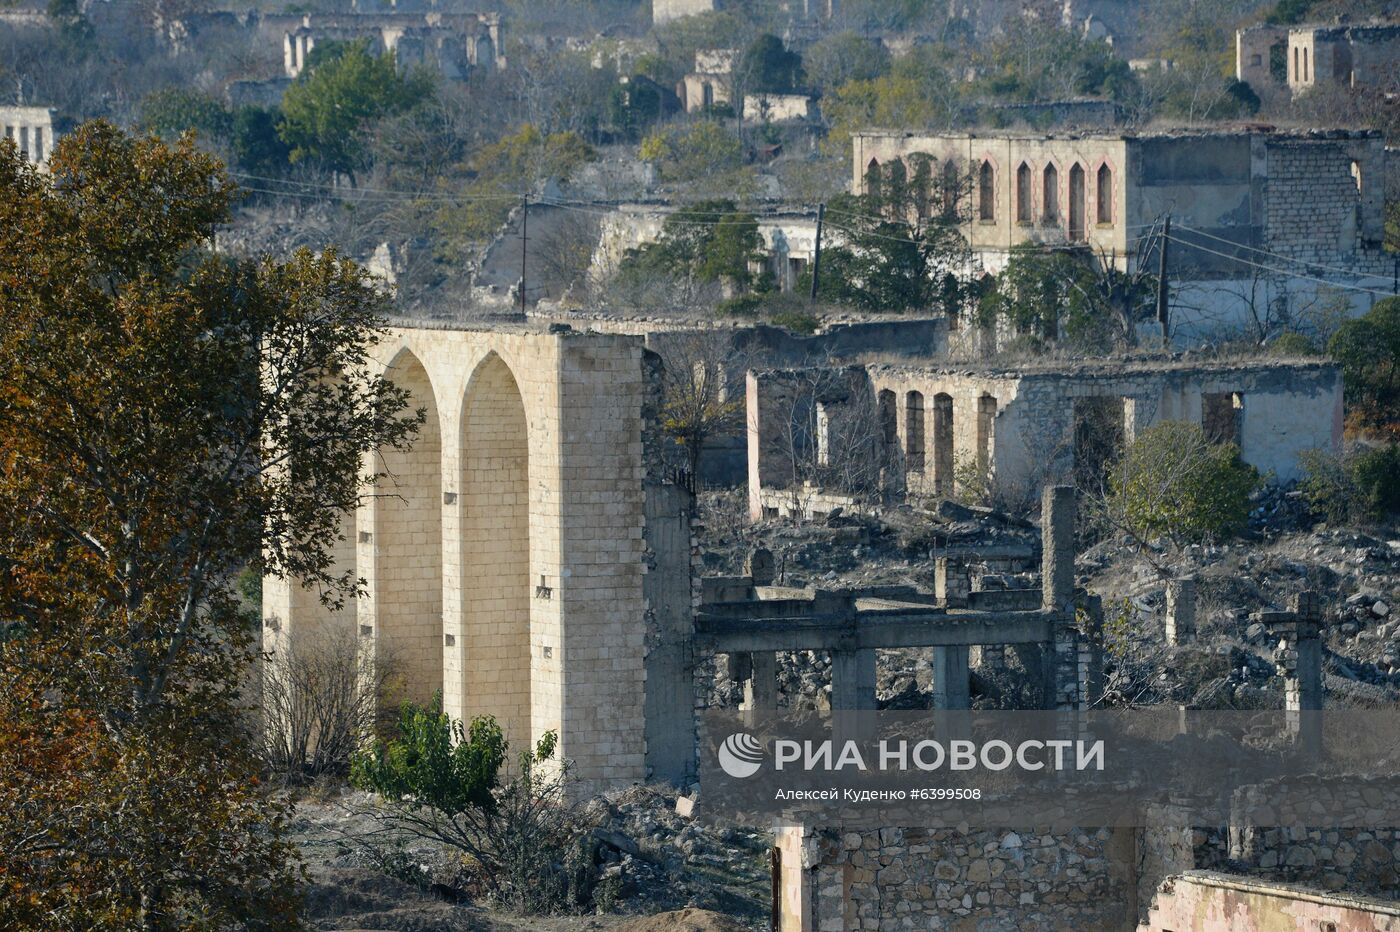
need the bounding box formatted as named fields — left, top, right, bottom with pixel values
left=459, top=352, right=532, bottom=748
left=376, top=348, right=444, bottom=706
left=1015, top=162, right=1033, bottom=224
left=978, top=160, right=996, bottom=222
left=1042, top=162, right=1060, bottom=224
left=1096, top=162, right=1114, bottom=226
left=1068, top=163, right=1087, bottom=242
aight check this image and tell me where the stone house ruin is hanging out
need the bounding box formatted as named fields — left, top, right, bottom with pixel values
left=1237, top=22, right=1400, bottom=96
left=592, top=203, right=823, bottom=295
left=850, top=127, right=1394, bottom=338
left=0, top=106, right=61, bottom=170
left=282, top=12, right=504, bottom=80
left=679, top=49, right=736, bottom=114
left=747, top=357, right=1341, bottom=520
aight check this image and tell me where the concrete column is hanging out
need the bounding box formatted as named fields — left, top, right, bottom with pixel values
left=935, top=557, right=969, bottom=607
left=830, top=648, right=876, bottom=711
left=931, top=645, right=971, bottom=710
left=1042, top=486, right=1080, bottom=710
left=1041, top=485, right=1076, bottom=613
left=1165, top=578, right=1197, bottom=645
left=1265, top=591, right=1323, bottom=752
left=744, top=651, right=779, bottom=711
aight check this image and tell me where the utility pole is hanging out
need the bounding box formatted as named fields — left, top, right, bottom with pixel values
left=809, top=203, right=825, bottom=305
left=519, top=196, right=529, bottom=315
left=1156, top=214, right=1171, bottom=345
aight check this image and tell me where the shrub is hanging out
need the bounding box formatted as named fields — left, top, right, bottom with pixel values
left=1299, top=443, right=1400, bottom=524
left=260, top=630, right=393, bottom=782
left=767, top=308, right=818, bottom=333
left=1327, top=297, right=1400, bottom=435
left=351, top=701, right=596, bottom=914
left=1103, top=421, right=1259, bottom=548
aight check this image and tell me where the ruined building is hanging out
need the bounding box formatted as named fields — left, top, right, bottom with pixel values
left=282, top=12, right=504, bottom=80
left=1237, top=21, right=1400, bottom=96
left=262, top=324, right=695, bottom=794
left=747, top=356, right=1341, bottom=520
left=0, top=106, right=61, bottom=170
left=850, top=127, right=1393, bottom=337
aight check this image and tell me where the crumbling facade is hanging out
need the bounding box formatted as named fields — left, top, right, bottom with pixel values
left=851, top=128, right=1388, bottom=271
left=748, top=357, right=1341, bottom=519
left=262, top=323, right=692, bottom=792
left=1237, top=22, right=1400, bottom=96
left=282, top=12, right=504, bottom=80
left=0, top=106, right=61, bottom=170
left=1142, top=871, right=1400, bottom=931
left=679, top=49, right=735, bottom=113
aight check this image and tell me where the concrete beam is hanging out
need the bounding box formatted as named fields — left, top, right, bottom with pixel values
left=693, top=609, right=1058, bottom=653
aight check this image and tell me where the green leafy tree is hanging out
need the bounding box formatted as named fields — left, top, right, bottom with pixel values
left=279, top=39, right=433, bottom=182
left=803, top=192, right=973, bottom=315
left=1102, top=421, right=1259, bottom=561
left=352, top=701, right=590, bottom=913
left=1328, top=297, right=1400, bottom=436
left=0, top=122, right=418, bottom=927
left=619, top=199, right=769, bottom=295
left=430, top=124, right=595, bottom=256
left=737, top=34, right=806, bottom=94
left=139, top=88, right=233, bottom=141
left=979, top=244, right=1158, bottom=351
left=231, top=105, right=291, bottom=174
left=1300, top=443, right=1400, bottom=523
left=803, top=31, right=891, bottom=92
left=640, top=119, right=743, bottom=182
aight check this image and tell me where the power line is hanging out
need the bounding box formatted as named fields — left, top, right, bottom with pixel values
left=1163, top=233, right=1396, bottom=299
left=1171, top=222, right=1391, bottom=283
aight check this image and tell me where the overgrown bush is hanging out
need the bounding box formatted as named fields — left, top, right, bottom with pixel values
left=350, top=701, right=596, bottom=914
left=260, top=629, right=393, bottom=782
left=1328, top=297, right=1400, bottom=436
left=1101, top=421, right=1259, bottom=551
left=1299, top=443, right=1400, bottom=524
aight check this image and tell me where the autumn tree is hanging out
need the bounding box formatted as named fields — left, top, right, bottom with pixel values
left=654, top=332, right=751, bottom=479
left=0, top=122, right=419, bottom=929
left=1328, top=297, right=1400, bottom=436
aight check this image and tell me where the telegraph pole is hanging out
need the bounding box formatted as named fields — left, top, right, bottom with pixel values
left=1156, top=214, right=1171, bottom=345
left=519, top=196, right=529, bottom=314
left=809, top=203, right=825, bottom=305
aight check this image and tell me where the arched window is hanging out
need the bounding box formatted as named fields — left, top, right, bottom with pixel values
left=1302, top=46, right=1310, bottom=82
left=886, top=159, right=908, bottom=220
left=1096, top=163, right=1113, bottom=226
left=905, top=391, right=925, bottom=472
left=909, top=153, right=934, bottom=219
left=942, top=160, right=960, bottom=214
left=978, top=160, right=995, bottom=222
left=1350, top=159, right=1362, bottom=195
left=1015, top=162, right=1033, bottom=224
left=865, top=158, right=883, bottom=205
left=1068, top=163, right=1086, bottom=241
left=1293, top=46, right=1300, bottom=81
left=1042, top=163, right=1059, bottom=223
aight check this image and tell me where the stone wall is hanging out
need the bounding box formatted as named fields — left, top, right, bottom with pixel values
left=777, top=822, right=1136, bottom=931
left=749, top=358, right=1341, bottom=513
left=1140, top=870, right=1400, bottom=931
left=0, top=106, right=59, bottom=169
left=263, top=323, right=687, bottom=793
left=1264, top=134, right=1389, bottom=260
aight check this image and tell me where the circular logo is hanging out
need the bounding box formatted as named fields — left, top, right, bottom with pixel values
left=718, top=732, right=765, bottom=779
